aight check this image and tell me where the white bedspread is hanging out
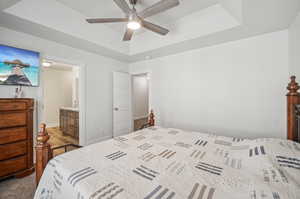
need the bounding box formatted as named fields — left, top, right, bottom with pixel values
left=34, top=127, right=300, bottom=199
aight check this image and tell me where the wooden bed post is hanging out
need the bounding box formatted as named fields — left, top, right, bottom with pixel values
left=149, top=110, right=155, bottom=126
left=287, top=76, right=300, bottom=141
left=35, top=123, right=52, bottom=186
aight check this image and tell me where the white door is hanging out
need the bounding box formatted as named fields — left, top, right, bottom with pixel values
left=113, top=72, right=132, bottom=137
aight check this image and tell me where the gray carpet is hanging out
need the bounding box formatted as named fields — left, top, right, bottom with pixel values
left=0, top=174, right=36, bottom=199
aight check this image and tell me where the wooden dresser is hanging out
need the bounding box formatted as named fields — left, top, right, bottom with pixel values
left=60, top=108, right=79, bottom=139
left=0, top=98, right=34, bottom=179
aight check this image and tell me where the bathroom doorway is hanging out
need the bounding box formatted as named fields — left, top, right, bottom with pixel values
left=132, top=73, right=150, bottom=131
left=41, top=59, right=80, bottom=153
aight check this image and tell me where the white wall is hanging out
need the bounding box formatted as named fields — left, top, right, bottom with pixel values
left=289, top=12, right=300, bottom=78
left=0, top=26, right=128, bottom=145
left=43, top=67, right=73, bottom=127
left=132, top=74, right=149, bottom=119
left=72, top=67, right=79, bottom=108
left=130, top=30, right=289, bottom=139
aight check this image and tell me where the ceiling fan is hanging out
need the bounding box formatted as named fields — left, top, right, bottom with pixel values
left=86, top=0, right=180, bottom=41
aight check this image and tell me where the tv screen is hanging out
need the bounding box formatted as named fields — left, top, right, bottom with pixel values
left=0, top=44, right=40, bottom=86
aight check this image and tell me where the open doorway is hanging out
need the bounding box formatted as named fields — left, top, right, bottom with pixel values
left=42, top=59, right=80, bottom=153
left=132, top=73, right=149, bottom=131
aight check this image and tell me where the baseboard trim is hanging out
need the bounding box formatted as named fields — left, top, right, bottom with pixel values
left=87, top=135, right=112, bottom=145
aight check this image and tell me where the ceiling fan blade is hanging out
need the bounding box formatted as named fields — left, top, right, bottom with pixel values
left=129, top=0, right=138, bottom=5
left=139, top=0, right=179, bottom=18
left=123, top=28, right=134, bottom=41
left=142, top=20, right=169, bottom=35
left=113, top=0, right=131, bottom=14
left=86, top=18, right=128, bottom=23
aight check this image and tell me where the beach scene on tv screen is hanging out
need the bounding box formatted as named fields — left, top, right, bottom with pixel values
left=0, top=45, right=39, bottom=86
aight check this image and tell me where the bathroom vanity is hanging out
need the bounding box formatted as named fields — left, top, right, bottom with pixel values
left=59, top=107, right=79, bottom=139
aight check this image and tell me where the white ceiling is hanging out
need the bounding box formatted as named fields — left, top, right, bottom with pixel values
left=0, top=0, right=300, bottom=63
left=56, top=0, right=218, bottom=33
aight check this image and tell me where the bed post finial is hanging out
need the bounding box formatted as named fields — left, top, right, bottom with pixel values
left=35, top=123, right=52, bottom=186
left=287, top=76, right=300, bottom=95
left=36, top=123, right=49, bottom=146
left=149, top=110, right=155, bottom=126
left=287, top=76, right=300, bottom=141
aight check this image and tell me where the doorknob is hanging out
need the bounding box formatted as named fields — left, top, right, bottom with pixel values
left=114, top=107, right=119, bottom=111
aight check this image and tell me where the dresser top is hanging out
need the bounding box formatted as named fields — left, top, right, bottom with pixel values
left=0, top=98, right=34, bottom=100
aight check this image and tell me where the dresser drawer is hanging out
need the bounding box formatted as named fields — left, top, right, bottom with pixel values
left=0, top=141, right=27, bottom=161
left=0, top=155, right=27, bottom=177
left=0, top=127, right=27, bottom=144
left=0, top=112, right=26, bottom=128
left=0, top=102, right=26, bottom=111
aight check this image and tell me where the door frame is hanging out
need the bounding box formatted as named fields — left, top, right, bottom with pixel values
left=130, top=71, right=151, bottom=130
left=38, top=55, right=87, bottom=146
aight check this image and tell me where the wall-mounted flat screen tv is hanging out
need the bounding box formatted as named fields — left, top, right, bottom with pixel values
left=0, top=44, right=40, bottom=86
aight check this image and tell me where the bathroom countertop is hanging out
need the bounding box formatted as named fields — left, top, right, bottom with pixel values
left=60, top=107, right=79, bottom=112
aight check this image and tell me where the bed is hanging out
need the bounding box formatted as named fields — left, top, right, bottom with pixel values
left=34, top=77, right=300, bottom=199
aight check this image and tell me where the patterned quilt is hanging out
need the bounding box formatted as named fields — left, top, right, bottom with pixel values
left=34, top=127, right=300, bottom=199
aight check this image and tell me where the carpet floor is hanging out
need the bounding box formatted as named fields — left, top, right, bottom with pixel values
left=0, top=174, right=36, bottom=199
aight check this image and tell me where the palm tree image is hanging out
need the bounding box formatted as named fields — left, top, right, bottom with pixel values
left=1, top=59, right=32, bottom=86
left=0, top=45, right=39, bottom=86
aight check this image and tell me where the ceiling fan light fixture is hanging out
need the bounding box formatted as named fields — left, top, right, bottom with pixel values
left=86, top=0, right=180, bottom=41
left=42, top=61, right=52, bottom=67
left=127, top=20, right=141, bottom=30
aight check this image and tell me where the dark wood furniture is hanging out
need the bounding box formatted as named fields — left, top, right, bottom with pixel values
left=35, top=123, right=82, bottom=185
left=295, top=105, right=300, bottom=142
left=59, top=108, right=79, bottom=139
left=35, top=110, right=155, bottom=185
left=287, top=76, right=300, bottom=143
left=0, top=98, right=34, bottom=180
left=139, top=110, right=155, bottom=129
